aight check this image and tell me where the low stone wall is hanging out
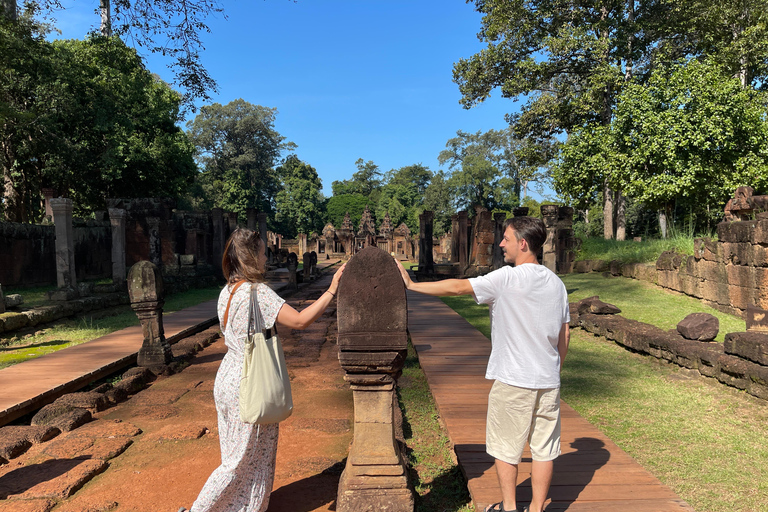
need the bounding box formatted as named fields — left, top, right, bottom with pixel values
left=571, top=306, right=768, bottom=400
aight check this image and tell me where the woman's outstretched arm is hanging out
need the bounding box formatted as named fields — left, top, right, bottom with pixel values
left=276, top=263, right=346, bottom=330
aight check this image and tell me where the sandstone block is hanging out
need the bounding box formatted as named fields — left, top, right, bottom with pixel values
left=3, top=294, right=23, bottom=308
left=679, top=274, right=702, bottom=298
left=723, top=242, right=752, bottom=266
left=726, top=264, right=755, bottom=288
left=728, top=285, right=755, bottom=311
left=0, top=312, right=28, bottom=332
left=752, top=244, right=768, bottom=267
left=4, top=458, right=108, bottom=499
left=724, top=331, right=768, bottom=365
left=754, top=219, right=768, bottom=244
left=717, top=356, right=751, bottom=390
left=701, top=238, right=721, bottom=261
left=573, top=260, right=591, bottom=273
left=698, top=260, right=727, bottom=283
left=53, top=392, right=108, bottom=415
left=0, top=437, right=31, bottom=460
left=0, top=498, right=55, bottom=512
left=576, top=296, right=621, bottom=315
left=676, top=313, right=719, bottom=341
left=718, top=221, right=754, bottom=243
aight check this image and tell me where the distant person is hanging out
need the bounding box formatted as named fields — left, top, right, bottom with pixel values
left=181, top=228, right=345, bottom=512
left=397, top=216, right=569, bottom=512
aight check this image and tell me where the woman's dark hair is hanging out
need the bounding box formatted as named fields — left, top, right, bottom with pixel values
left=504, top=216, right=547, bottom=255
left=222, top=229, right=265, bottom=284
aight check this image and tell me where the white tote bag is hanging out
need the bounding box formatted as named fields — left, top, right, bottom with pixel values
left=238, top=285, right=293, bottom=424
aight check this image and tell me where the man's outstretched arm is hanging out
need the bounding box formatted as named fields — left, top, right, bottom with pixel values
left=396, top=259, right=475, bottom=297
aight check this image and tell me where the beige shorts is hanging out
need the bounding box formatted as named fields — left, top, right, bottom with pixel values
left=486, top=381, right=561, bottom=465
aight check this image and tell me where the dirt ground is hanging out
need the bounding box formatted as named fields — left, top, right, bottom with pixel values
left=0, top=273, right=353, bottom=512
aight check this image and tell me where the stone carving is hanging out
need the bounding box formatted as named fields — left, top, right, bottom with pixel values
left=724, top=186, right=768, bottom=221
left=576, top=296, right=621, bottom=315
left=418, top=211, right=434, bottom=275
left=286, top=252, right=299, bottom=290
left=677, top=313, right=719, bottom=341
left=127, top=261, right=172, bottom=368
left=303, top=252, right=311, bottom=282
left=108, top=208, right=127, bottom=284
left=49, top=198, right=79, bottom=301
left=336, top=246, right=413, bottom=512
left=310, top=251, right=318, bottom=279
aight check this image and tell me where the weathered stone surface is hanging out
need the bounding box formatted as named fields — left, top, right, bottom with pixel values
left=32, top=406, right=92, bottom=433
left=145, top=423, right=208, bottom=441
left=0, top=458, right=108, bottom=499
left=0, top=426, right=60, bottom=451
left=53, top=392, right=109, bottom=415
left=676, top=313, right=719, bottom=341
left=724, top=331, right=768, bottom=366
left=0, top=436, right=31, bottom=460
left=576, top=296, right=621, bottom=315
left=67, top=420, right=141, bottom=439
left=113, top=374, right=147, bottom=396
left=656, top=251, right=683, bottom=270
left=43, top=436, right=132, bottom=461
left=0, top=312, right=28, bottom=332
left=0, top=498, right=55, bottom=512
left=3, top=294, right=22, bottom=308
left=746, top=306, right=768, bottom=332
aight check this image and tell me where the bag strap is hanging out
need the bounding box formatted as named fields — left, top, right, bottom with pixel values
left=248, top=284, right=277, bottom=338
left=222, top=280, right=247, bottom=331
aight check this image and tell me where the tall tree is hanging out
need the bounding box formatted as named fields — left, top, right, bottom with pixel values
left=274, top=155, right=325, bottom=238
left=186, top=99, right=295, bottom=219
left=376, top=163, right=432, bottom=233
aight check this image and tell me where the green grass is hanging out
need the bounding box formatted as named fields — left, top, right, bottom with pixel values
left=398, top=342, right=474, bottom=512
left=561, top=273, right=744, bottom=341
left=438, top=279, right=767, bottom=512
left=577, top=235, right=699, bottom=264
left=0, top=285, right=222, bottom=370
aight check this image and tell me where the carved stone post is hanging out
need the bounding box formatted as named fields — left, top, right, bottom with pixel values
left=212, top=208, right=225, bottom=278
left=108, top=208, right=127, bottom=284
left=513, top=207, right=529, bottom=217
left=541, top=204, right=559, bottom=272
left=226, top=212, right=238, bottom=233
left=287, top=252, right=299, bottom=290
left=0, top=284, right=5, bottom=314
left=127, top=261, right=172, bottom=368
left=50, top=198, right=78, bottom=300
left=303, top=252, right=311, bottom=282
left=450, top=214, right=459, bottom=264
left=458, top=210, right=469, bottom=270
left=257, top=212, right=269, bottom=263
left=310, top=251, right=318, bottom=280
left=337, top=246, right=413, bottom=512
left=418, top=211, right=434, bottom=274
left=42, top=188, right=56, bottom=220
left=493, top=212, right=506, bottom=269
left=147, top=216, right=162, bottom=268
left=246, top=207, right=258, bottom=231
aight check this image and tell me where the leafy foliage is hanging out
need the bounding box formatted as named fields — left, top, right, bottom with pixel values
left=274, top=155, right=325, bottom=237
left=325, top=193, right=371, bottom=229
left=185, top=99, right=295, bottom=220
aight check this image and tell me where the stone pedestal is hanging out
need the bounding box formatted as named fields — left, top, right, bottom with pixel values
left=493, top=212, right=506, bottom=269
left=50, top=198, right=78, bottom=300
left=310, top=251, right=318, bottom=280
left=108, top=208, right=127, bottom=284
left=127, top=261, right=172, bottom=368
left=337, top=246, right=413, bottom=512
left=303, top=252, right=311, bottom=282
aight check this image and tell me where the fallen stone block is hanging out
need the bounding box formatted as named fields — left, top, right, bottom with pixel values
left=32, top=406, right=92, bottom=433
left=2, top=458, right=108, bottom=499
left=0, top=426, right=60, bottom=450
left=0, top=498, right=56, bottom=512
left=52, top=392, right=109, bottom=415
left=0, top=312, right=29, bottom=332
left=724, top=331, right=768, bottom=366
left=576, top=296, right=621, bottom=315
left=67, top=420, right=141, bottom=439
left=677, top=313, right=719, bottom=341
left=113, top=374, right=147, bottom=396
left=0, top=437, right=31, bottom=460
left=4, top=294, right=23, bottom=308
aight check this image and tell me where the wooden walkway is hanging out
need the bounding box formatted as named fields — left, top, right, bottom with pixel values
left=406, top=291, right=695, bottom=512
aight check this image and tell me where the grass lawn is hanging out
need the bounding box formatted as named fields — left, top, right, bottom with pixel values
left=577, top=235, right=700, bottom=264
left=0, top=285, right=223, bottom=370
left=399, top=342, right=474, bottom=512
left=439, top=274, right=767, bottom=512
left=561, top=273, right=745, bottom=342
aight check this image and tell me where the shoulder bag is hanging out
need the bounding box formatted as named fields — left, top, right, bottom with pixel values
left=237, top=283, right=293, bottom=424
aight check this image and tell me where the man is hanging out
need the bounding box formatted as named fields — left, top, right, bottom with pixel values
left=397, top=216, right=570, bottom=512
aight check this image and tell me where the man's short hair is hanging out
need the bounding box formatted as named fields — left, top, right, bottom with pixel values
left=504, top=216, right=547, bottom=255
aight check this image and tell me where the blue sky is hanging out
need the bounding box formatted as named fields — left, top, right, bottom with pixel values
left=48, top=0, right=538, bottom=198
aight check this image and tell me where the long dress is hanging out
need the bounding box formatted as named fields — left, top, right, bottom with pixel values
left=190, top=282, right=286, bottom=512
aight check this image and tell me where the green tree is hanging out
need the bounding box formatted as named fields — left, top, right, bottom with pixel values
left=186, top=99, right=295, bottom=219
left=376, top=163, right=432, bottom=233
left=274, top=155, right=325, bottom=238
left=422, top=170, right=453, bottom=236
left=331, top=158, right=383, bottom=199
left=555, top=59, right=768, bottom=234
left=325, top=194, right=371, bottom=229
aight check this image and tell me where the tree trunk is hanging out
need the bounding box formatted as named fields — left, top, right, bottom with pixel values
left=100, top=0, right=112, bottom=37
left=625, top=0, right=635, bottom=80
left=603, top=181, right=614, bottom=240
left=1, top=0, right=16, bottom=20
left=659, top=209, right=668, bottom=239
left=615, top=190, right=626, bottom=241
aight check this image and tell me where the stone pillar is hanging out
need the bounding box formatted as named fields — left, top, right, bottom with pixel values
left=147, top=216, right=162, bottom=268
left=310, top=251, right=318, bottom=279
left=303, top=251, right=311, bottom=282
left=418, top=211, right=434, bottom=274
left=50, top=198, right=78, bottom=297
left=458, top=210, right=469, bottom=270
left=128, top=261, right=172, bottom=368
left=513, top=207, right=529, bottom=217
left=257, top=212, right=269, bottom=262
left=226, top=212, right=238, bottom=233
left=450, top=214, right=460, bottom=264
left=108, top=208, right=127, bottom=284
left=42, top=188, right=56, bottom=220
left=246, top=207, right=258, bottom=231
left=212, top=208, right=225, bottom=278
left=493, top=212, right=506, bottom=269
left=541, top=204, right=559, bottom=272
left=298, top=233, right=307, bottom=258
left=556, top=206, right=576, bottom=274
left=287, top=252, right=299, bottom=290
left=0, top=284, right=5, bottom=314
left=337, top=246, right=413, bottom=512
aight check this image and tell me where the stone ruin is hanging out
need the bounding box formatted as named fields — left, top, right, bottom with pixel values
left=336, top=246, right=413, bottom=511
left=127, top=260, right=172, bottom=369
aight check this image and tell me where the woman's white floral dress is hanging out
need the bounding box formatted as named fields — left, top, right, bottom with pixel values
left=190, top=282, right=286, bottom=512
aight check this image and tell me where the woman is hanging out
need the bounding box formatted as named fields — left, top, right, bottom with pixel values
left=184, top=228, right=345, bottom=512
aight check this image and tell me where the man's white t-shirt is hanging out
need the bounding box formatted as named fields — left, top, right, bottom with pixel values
left=469, top=263, right=570, bottom=389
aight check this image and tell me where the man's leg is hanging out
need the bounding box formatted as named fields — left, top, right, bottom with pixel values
left=529, top=459, right=553, bottom=512
left=491, top=458, right=518, bottom=511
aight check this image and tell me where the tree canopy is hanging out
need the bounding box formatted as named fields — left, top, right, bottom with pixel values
left=274, top=155, right=325, bottom=238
